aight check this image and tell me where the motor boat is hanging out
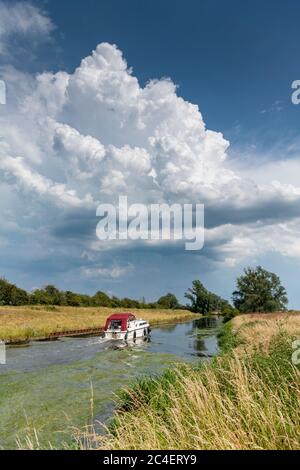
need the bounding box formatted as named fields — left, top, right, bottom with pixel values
left=103, top=313, right=151, bottom=341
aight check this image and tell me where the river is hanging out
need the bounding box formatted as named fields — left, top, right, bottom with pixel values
left=0, top=316, right=222, bottom=449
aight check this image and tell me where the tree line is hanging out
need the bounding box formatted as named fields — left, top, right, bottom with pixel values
left=0, top=266, right=288, bottom=317
left=184, top=266, right=288, bottom=321
left=0, top=278, right=182, bottom=310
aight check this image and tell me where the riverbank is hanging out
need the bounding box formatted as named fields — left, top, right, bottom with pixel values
left=1, top=317, right=218, bottom=449
left=80, top=313, right=300, bottom=450
left=0, top=306, right=196, bottom=343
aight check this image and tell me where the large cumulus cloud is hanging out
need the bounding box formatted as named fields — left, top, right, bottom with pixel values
left=1, top=39, right=300, bottom=286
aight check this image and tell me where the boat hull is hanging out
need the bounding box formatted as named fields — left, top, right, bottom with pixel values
left=104, top=325, right=150, bottom=341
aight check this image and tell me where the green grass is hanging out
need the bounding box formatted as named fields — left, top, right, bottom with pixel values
left=17, top=314, right=300, bottom=450
left=217, top=321, right=240, bottom=353
left=79, top=321, right=300, bottom=450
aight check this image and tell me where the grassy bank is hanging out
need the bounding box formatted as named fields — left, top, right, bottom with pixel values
left=0, top=306, right=195, bottom=343
left=76, top=313, right=300, bottom=450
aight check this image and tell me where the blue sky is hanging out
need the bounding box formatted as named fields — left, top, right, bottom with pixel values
left=1, top=0, right=300, bottom=306
left=45, top=0, right=300, bottom=144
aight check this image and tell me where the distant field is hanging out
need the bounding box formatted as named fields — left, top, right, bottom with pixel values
left=0, top=305, right=196, bottom=343
left=230, top=311, right=300, bottom=354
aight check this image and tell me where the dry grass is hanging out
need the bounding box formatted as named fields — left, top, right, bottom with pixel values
left=73, top=312, right=300, bottom=450
left=230, top=312, right=300, bottom=354
left=15, top=312, right=300, bottom=450
left=0, top=305, right=195, bottom=343
left=74, top=345, right=300, bottom=450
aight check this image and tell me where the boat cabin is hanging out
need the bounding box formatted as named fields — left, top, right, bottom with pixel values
left=104, top=313, right=136, bottom=332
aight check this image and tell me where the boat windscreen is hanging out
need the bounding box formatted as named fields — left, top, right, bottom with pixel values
left=109, top=320, right=122, bottom=330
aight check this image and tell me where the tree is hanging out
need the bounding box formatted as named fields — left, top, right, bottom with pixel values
left=120, top=297, right=141, bottom=309
left=207, top=292, right=230, bottom=312
left=30, top=285, right=65, bottom=305
left=65, top=291, right=81, bottom=307
left=93, top=291, right=113, bottom=307
left=44, top=285, right=65, bottom=305
left=10, top=285, right=29, bottom=306
left=0, top=278, right=29, bottom=305
left=0, top=278, right=13, bottom=305
left=185, top=280, right=211, bottom=314
left=232, top=266, right=288, bottom=313
left=111, top=296, right=122, bottom=308
left=30, top=289, right=53, bottom=305
left=157, top=293, right=179, bottom=309
left=185, top=280, right=230, bottom=314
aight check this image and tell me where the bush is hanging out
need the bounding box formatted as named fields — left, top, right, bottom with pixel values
left=0, top=278, right=29, bottom=306
left=222, top=306, right=239, bottom=323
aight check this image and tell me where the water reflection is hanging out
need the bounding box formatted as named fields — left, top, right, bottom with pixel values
left=157, top=323, right=178, bottom=333
left=194, top=315, right=223, bottom=330
left=194, top=316, right=223, bottom=357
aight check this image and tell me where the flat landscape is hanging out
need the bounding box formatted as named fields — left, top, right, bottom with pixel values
left=89, top=312, right=300, bottom=450
left=1, top=0, right=300, bottom=455
left=1, top=310, right=300, bottom=450
left=0, top=306, right=195, bottom=343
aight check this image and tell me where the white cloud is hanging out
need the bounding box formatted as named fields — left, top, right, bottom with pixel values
left=205, top=219, right=300, bottom=267
left=0, top=1, right=54, bottom=55
left=0, top=154, right=95, bottom=208
left=1, top=41, right=300, bottom=271
left=82, top=263, right=134, bottom=279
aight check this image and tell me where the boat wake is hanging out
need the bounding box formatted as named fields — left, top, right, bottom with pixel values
left=102, top=337, right=151, bottom=351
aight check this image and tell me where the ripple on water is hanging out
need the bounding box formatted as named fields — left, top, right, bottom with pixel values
left=0, top=317, right=222, bottom=449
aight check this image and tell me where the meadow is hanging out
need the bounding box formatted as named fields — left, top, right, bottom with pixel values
left=73, top=312, right=300, bottom=450
left=0, top=305, right=195, bottom=343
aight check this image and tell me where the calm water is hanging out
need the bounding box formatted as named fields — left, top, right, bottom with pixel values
left=0, top=316, right=222, bottom=449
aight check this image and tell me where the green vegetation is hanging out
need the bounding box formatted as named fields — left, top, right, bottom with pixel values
left=221, top=305, right=240, bottom=323
left=7, top=264, right=298, bottom=450
left=185, top=279, right=230, bottom=314
left=1, top=264, right=290, bottom=345
left=156, top=293, right=180, bottom=310
left=1, top=348, right=183, bottom=450
left=0, top=278, right=29, bottom=306
left=185, top=266, right=289, bottom=317
left=232, top=265, right=288, bottom=313
left=0, top=277, right=181, bottom=310
left=0, top=267, right=290, bottom=314
left=74, top=313, right=300, bottom=450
